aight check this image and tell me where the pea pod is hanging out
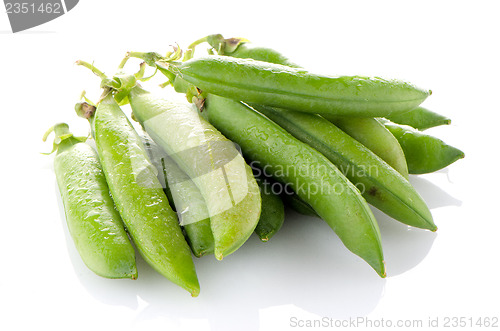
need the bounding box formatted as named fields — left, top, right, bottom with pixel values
left=135, top=52, right=384, bottom=271
left=165, top=156, right=215, bottom=257
left=141, top=132, right=214, bottom=257
left=203, top=94, right=386, bottom=277
left=127, top=85, right=261, bottom=260
left=44, top=123, right=137, bottom=279
left=144, top=129, right=283, bottom=249
left=77, top=92, right=199, bottom=296
left=189, top=34, right=300, bottom=68
left=282, top=193, right=318, bottom=217
left=251, top=171, right=316, bottom=218
left=141, top=132, right=175, bottom=206
left=385, top=106, right=451, bottom=131
left=189, top=35, right=409, bottom=178
left=256, top=105, right=436, bottom=231
left=254, top=178, right=285, bottom=242
left=155, top=55, right=430, bottom=117
left=324, top=116, right=409, bottom=178
left=380, top=119, right=465, bottom=174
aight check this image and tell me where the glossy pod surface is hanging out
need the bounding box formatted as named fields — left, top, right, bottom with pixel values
left=257, top=106, right=436, bottom=231
left=141, top=132, right=214, bottom=257
left=226, top=43, right=300, bottom=68
left=128, top=86, right=261, bottom=260
left=325, top=116, right=409, bottom=178
left=254, top=179, right=285, bottom=241
left=163, top=155, right=214, bottom=257
left=380, top=119, right=465, bottom=174
left=385, top=107, right=451, bottom=131
left=54, top=132, right=137, bottom=279
left=204, top=94, right=385, bottom=277
left=283, top=193, right=318, bottom=217
left=166, top=55, right=430, bottom=117
left=217, top=40, right=409, bottom=179
left=92, top=94, right=199, bottom=296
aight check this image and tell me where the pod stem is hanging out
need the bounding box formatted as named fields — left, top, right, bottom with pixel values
left=118, top=53, right=131, bottom=70
left=42, top=123, right=87, bottom=155
left=184, top=35, right=214, bottom=61
left=129, top=50, right=179, bottom=85
left=184, top=34, right=249, bottom=60
left=77, top=58, right=146, bottom=106
left=127, top=51, right=164, bottom=67
left=75, top=60, right=107, bottom=80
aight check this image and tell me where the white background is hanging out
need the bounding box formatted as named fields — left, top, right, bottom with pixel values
left=1, top=1, right=499, bottom=330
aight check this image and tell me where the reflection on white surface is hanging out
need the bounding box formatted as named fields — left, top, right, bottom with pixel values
left=6, top=1, right=499, bottom=329
left=54, top=169, right=461, bottom=331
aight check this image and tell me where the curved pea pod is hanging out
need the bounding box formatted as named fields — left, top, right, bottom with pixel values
left=83, top=94, right=199, bottom=296
left=257, top=106, right=436, bottom=231
left=324, top=116, right=409, bottom=179
left=141, top=133, right=175, bottom=206
left=385, top=106, right=451, bottom=131
left=283, top=192, right=318, bottom=217
left=204, top=94, right=385, bottom=277
left=141, top=132, right=214, bottom=257
left=45, top=123, right=137, bottom=279
left=209, top=35, right=301, bottom=68
left=163, top=155, right=214, bottom=257
left=204, top=37, right=408, bottom=179
left=128, top=86, right=261, bottom=260
left=254, top=178, right=285, bottom=242
left=159, top=55, right=431, bottom=118
left=380, top=119, right=465, bottom=174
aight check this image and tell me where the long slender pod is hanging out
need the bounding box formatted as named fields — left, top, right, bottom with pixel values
left=380, top=119, right=465, bottom=174
left=254, top=178, right=285, bottom=241
left=203, top=94, right=386, bottom=277
left=128, top=86, right=261, bottom=260
left=156, top=55, right=430, bottom=117
left=385, top=107, right=451, bottom=130
left=255, top=106, right=436, bottom=230
left=201, top=36, right=409, bottom=177
left=190, top=34, right=301, bottom=68
left=77, top=93, right=200, bottom=296
left=141, top=132, right=214, bottom=257
left=282, top=192, right=318, bottom=217
left=141, top=132, right=175, bottom=206
left=45, top=123, right=137, bottom=279
left=324, top=116, right=409, bottom=178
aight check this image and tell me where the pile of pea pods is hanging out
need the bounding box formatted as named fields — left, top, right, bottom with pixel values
left=44, top=34, right=464, bottom=296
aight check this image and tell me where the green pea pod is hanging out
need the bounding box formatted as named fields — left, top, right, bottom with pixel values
left=141, top=133, right=175, bottom=207
left=163, top=156, right=214, bottom=257
left=256, top=106, right=436, bottom=231
left=385, top=107, right=451, bottom=131
left=282, top=193, right=318, bottom=217
left=204, top=94, right=385, bottom=277
left=79, top=93, right=200, bottom=296
left=201, top=36, right=408, bottom=179
left=254, top=178, right=285, bottom=242
left=324, top=116, right=409, bottom=179
left=127, top=86, right=261, bottom=260
left=380, top=119, right=465, bottom=174
left=141, top=132, right=214, bottom=257
left=157, top=55, right=430, bottom=118
left=208, top=35, right=301, bottom=68
left=44, top=123, right=137, bottom=279
left=144, top=129, right=283, bottom=249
